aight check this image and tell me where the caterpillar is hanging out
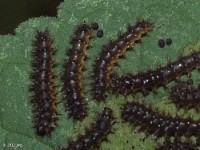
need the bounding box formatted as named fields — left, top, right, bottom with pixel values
left=170, top=79, right=200, bottom=109
left=30, top=30, right=58, bottom=136
left=156, top=142, right=195, bottom=150
left=121, top=101, right=200, bottom=138
left=60, top=107, right=115, bottom=150
left=62, top=23, right=98, bottom=120
left=110, top=50, right=200, bottom=96
left=92, top=20, right=153, bottom=102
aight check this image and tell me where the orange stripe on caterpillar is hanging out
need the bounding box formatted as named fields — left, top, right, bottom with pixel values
left=30, top=30, right=58, bottom=136
left=92, top=20, right=153, bottom=102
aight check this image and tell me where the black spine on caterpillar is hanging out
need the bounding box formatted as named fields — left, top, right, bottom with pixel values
left=110, top=51, right=200, bottom=96
left=60, top=107, right=115, bottom=150
left=170, top=79, right=200, bottom=109
left=62, top=23, right=97, bottom=120
left=156, top=142, right=195, bottom=150
left=121, top=102, right=200, bottom=138
left=92, top=20, right=153, bottom=102
left=30, top=30, right=58, bottom=136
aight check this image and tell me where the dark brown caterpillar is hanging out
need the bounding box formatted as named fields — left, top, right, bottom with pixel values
left=30, top=30, right=58, bottom=136
left=92, top=20, right=153, bottom=102
left=170, top=79, right=200, bottom=109
left=121, top=101, right=200, bottom=138
left=62, top=23, right=98, bottom=121
left=60, top=107, right=115, bottom=150
left=110, top=51, right=200, bottom=96
left=156, top=142, right=195, bottom=150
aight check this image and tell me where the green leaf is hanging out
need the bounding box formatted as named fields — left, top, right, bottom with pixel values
left=1, top=0, right=200, bottom=150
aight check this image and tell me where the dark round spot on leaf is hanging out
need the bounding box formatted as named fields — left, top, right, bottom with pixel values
left=97, top=29, right=104, bottom=38
left=91, top=22, right=99, bottom=30
left=158, top=39, right=165, bottom=48
left=166, top=38, right=172, bottom=45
